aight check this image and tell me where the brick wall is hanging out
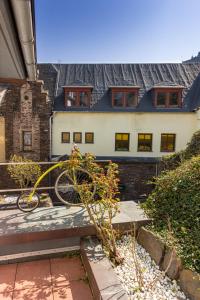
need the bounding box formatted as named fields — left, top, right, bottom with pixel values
left=0, top=160, right=158, bottom=200
left=0, top=80, right=51, bottom=189
left=0, top=80, right=50, bottom=161
left=49, top=161, right=158, bottom=203
left=117, top=162, right=158, bottom=200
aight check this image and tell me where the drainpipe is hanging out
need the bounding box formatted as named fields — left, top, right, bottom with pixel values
left=10, top=0, right=36, bottom=80
left=195, top=108, right=200, bottom=130
left=155, top=162, right=158, bottom=176
left=49, top=112, right=55, bottom=160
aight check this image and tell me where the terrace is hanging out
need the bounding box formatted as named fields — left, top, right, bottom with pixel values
left=0, top=158, right=149, bottom=300
left=0, top=1, right=199, bottom=299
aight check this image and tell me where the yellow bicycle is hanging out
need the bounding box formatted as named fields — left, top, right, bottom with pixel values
left=17, top=161, right=96, bottom=212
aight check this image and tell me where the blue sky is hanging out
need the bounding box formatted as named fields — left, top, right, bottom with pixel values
left=35, top=0, right=200, bottom=63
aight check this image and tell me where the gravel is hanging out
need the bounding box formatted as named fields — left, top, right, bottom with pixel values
left=0, top=195, right=18, bottom=204
left=0, top=194, right=52, bottom=207
left=114, top=235, right=188, bottom=300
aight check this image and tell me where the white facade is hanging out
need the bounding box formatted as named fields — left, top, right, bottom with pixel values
left=52, top=111, right=199, bottom=158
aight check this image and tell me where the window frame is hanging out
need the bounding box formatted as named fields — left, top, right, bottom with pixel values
left=22, top=131, right=32, bottom=152
left=73, top=132, right=82, bottom=143
left=85, top=132, right=94, bottom=144
left=153, top=88, right=183, bottom=108
left=115, top=133, right=130, bottom=152
left=138, top=133, right=153, bottom=152
left=160, top=133, right=176, bottom=152
left=61, top=132, right=70, bottom=143
left=64, top=87, right=92, bottom=108
left=111, top=87, right=139, bottom=108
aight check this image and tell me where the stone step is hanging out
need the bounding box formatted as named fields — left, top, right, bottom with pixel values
left=0, top=237, right=80, bottom=264
left=0, top=202, right=150, bottom=247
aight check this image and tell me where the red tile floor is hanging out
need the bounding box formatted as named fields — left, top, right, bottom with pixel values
left=0, top=256, right=93, bottom=300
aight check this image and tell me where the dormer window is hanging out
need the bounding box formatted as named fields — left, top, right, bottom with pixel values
left=157, top=92, right=166, bottom=107
left=63, top=87, right=92, bottom=108
left=153, top=87, right=183, bottom=108
left=111, top=87, right=139, bottom=108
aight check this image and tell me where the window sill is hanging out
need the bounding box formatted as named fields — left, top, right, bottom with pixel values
left=168, top=106, right=181, bottom=109
left=112, top=106, right=138, bottom=109
left=155, top=106, right=181, bottom=109
left=137, top=150, right=153, bottom=152
left=65, top=106, right=90, bottom=109
left=115, top=150, right=130, bottom=152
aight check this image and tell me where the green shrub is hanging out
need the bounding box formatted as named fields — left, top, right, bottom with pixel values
left=184, top=130, right=200, bottom=158
left=7, top=155, right=41, bottom=188
left=143, top=155, right=200, bottom=272
left=161, top=150, right=185, bottom=170
left=65, top=147, right=123, bottom=265
left=162, top=130, right=200, bottom=170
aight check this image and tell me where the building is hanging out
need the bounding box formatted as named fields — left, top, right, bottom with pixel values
left=183, top=52, right=200, bottom=64
left=39, top=63, right=200, bottom=160
left=38, top=62, right=200, bottom=199
left=0, top=0, right=50, bottom=163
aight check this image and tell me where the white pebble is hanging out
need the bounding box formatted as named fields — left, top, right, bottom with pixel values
left=113, top=235, right=189, bottom=300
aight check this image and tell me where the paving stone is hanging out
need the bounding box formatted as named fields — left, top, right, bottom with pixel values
left=50, top=256, right=85, bottom=287
left=0, top=263, right=17, bottom=293
left=0, top=256, right=93, bottom=300
left=0, top=292, right=13, bottom=300
left=53, top=281, right=93, bottom=300
left=14, top=259, right=51, bottom=290
left=13, top=286, right=53, bottom=300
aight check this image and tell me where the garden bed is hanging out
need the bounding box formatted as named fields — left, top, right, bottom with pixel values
left=114, top=234, right=188, bottom=300
left=81, top=233, right=200, bottom=300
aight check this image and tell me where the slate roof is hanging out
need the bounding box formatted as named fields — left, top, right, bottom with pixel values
left=38, top=63, right=200, bottom=112
left=183, top=52, right=200, bottom=64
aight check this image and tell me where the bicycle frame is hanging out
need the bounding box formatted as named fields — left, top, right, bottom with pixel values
left=29, top=161, right=65, bottom=200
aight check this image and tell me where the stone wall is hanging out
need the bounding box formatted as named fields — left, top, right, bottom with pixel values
left=0, top=79, right=51, bottom=189
left=138, top=227, right=200, bottom=300
left=0, top=80, right=50, bottom=161
left=117, top=162, right=157, bottom=200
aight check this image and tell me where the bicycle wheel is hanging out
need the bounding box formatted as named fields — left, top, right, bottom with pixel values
left=17, top=192, right=40, bottom=212
left=55, top=168, right=96, bottom=206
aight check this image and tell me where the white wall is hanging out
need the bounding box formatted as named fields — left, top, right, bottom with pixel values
left=52, top=112, right=198, bottom=157
left=0, top=117, right=5, bottom=162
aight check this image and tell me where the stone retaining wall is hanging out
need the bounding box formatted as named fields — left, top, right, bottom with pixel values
left=137, top=227, right=200, bottom=300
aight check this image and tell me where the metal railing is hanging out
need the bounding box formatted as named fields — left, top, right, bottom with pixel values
left=0, top=161, right=56, bottom=194
left=0, top=160, right=110, bottom=194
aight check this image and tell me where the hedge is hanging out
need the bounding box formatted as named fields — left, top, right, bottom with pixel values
left=142, top=155, right=200, bottom=273
left=162, top=130, right=200, bottom=170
